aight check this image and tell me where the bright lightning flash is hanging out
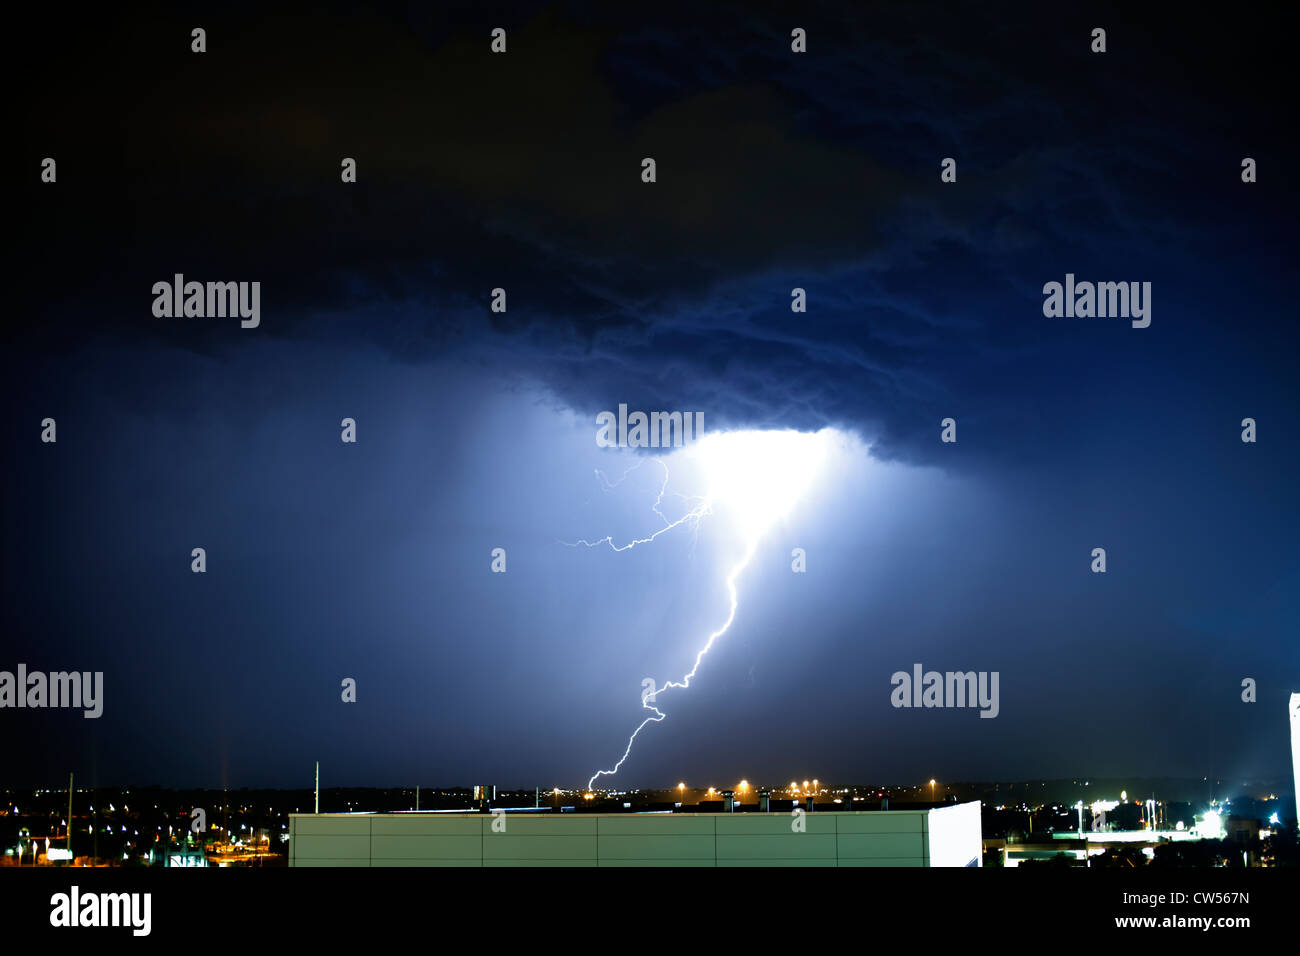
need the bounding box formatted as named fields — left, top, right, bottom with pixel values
left=575, top=429, right=836, bottom=790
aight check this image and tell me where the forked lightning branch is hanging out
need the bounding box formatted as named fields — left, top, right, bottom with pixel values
left=568, top=429, right=836, bottom=789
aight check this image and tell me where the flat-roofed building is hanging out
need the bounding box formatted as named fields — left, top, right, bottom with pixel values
left=288, top=800, right=982, bottom=867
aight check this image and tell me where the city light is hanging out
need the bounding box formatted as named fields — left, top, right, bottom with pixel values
left=1194, top=810, right=1225, bottom=840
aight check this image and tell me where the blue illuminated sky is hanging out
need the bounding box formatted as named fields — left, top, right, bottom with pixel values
left=6, top=1, right=1298, bottom=790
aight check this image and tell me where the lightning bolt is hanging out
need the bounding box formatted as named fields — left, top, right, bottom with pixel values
left=564, top=456, right=758, bottom=791
left=566, top=458, right=709, bottom=552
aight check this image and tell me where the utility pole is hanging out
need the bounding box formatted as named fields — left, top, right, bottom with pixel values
left=314, top=762, right=320, bottom=814
left=67, top=773, right=74, bottom=854
left=416, top=786, right=420, bottom=811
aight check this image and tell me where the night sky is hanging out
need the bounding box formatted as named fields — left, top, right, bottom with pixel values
left=6, top=1, right=1298, bottom=792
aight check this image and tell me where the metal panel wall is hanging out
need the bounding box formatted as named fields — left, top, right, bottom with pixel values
left=289, top=805, right=979, bottom=867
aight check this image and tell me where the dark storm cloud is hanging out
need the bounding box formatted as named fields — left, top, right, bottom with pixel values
left=15, top=1, right=1298, bottom=469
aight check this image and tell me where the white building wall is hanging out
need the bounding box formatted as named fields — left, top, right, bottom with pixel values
left=289, top=803, right=983, bottom=867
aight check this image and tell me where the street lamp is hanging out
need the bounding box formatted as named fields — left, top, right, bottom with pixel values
left=930, top=779, right=936, bottom=801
